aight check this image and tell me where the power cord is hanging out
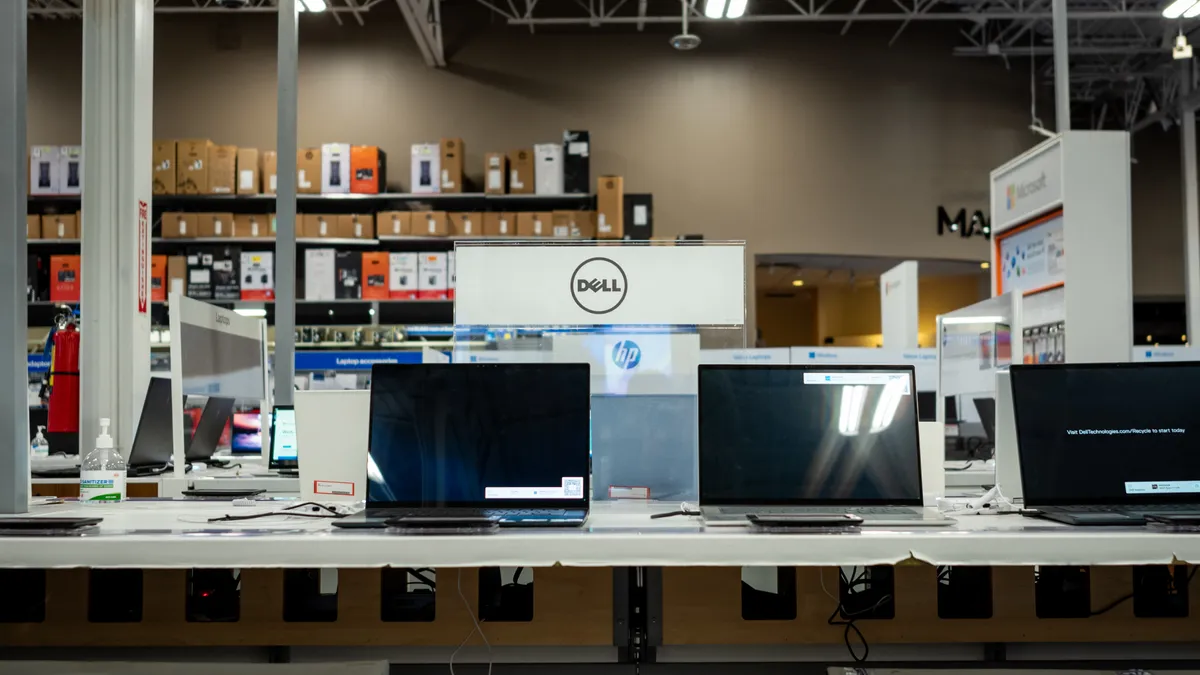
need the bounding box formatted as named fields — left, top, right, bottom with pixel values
left=1090, top=566, right=1198, bottom=616
left=450, top=569, right=492, bottom=675
left=206, top=502, right=347, bottom=523
left=650, top=501, right=701, bottom=519
left=819, top=567, right=893, bottom=663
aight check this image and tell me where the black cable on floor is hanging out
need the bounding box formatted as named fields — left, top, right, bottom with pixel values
left=1090, top=565, right=1198, bottom=616
left=828, top=568, right=892, bottom=663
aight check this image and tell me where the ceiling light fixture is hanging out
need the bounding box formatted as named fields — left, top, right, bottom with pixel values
left=705, top=0, right=728, bottom=18
left=704, top=0, right=747, bottom=18
left=299, top=0, right=327, bottom=12
left=1164, top=0, right=1197, bottom=18
left=792, top=279, right=805, bottom=287
left=234, top=307, right=267, bottom=318
left=726, top=0, right=748, bottom=18
left=943, top=315, right=1005, bottom=325
left=980, top=261, right=990, bottom=269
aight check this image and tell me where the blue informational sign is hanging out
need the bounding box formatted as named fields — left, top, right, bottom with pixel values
left=293, top=350, right=422, bottom=372
left=28, top=354, right=51, bottom=374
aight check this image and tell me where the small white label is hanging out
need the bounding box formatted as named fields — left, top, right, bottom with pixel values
left=488, top=170, right=502, bottom=190
left=568, top=141, right=588, bottom=156
left=299, top=169, right=310, bottom=188
left=598, top=213, right=610, bottom=232
left=269, top=175, right=277, bottom=191
left=57, top=222, right=64, bottom=238
left=239, top=169, right=254, bottom=190
left=319, top=220, right=328, bottom=236
left=179, top=220, right=188, bottom=235
left=553, top=225, right=569, bottom=237
left=251, top=221, right=260, bottom=237
left=355, top=221, right=363, bottom=238
left=500, top=219, right=509, bottom=234
left=214, top=219, right=223, bottom=236
left=534, top=219, right=543, bottom=235
left=190, top=269, right=211, bottom=283
left=80, top=470, right=125, bottom=503
left=441, top=169, right=450, bottom=187
left=634, top=205, right=648, bottom=226
left=392, top=217, right=401, bottom=235
left=314, top=480, right=354, bottom=496
left=511, top=170, right=522, bottom=189
left=427, top=218, right=436, bottom=234
left=464, top=218, right=473, bottom=234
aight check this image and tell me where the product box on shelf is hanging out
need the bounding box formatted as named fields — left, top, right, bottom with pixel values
left=41, top=214, right=77, bottom=240
left=210, top=246, right=242, bottom=300
left=177, top=139, right=212, bottom=194
left=563, top=130, right=590, bottom=194
left=153, top=141, right=176, bottom=195
left=508, top=148, right=535, bottom=194
left=303, top=214, right=338, bottom=239
left=448, top=250, right=456, bottom=300
left=417, top=252, right=448, bottom=300
left=151, top=255, right=167, bottom=302
left=483, top=212, right=514, bottom=237
left=237, top=148, right=260, bottom=195
left=335, top=251, right=362, bottom=299
left=198, top=213, right=235, bottom=238
left=440, top=137, right=464, bottom=193
left=185, top=249, right=214, bottom=299
left=534, top=143, right=564, bottom=195
left=551, top=210, right=596, bottom=239
left=597, top=176, right=624, bottom=239
left=350, top=145, right=386, bottom=194
left=58, top=146, right=82, bottom=195
left=26, top=215, right=40, bottom=240
left=262, top=151, right=278, bottom=195
left=27, top=255, right=47, bottom=302
left=517, top=212, right=553, bottom=237
left=167, top=256, right=187, bottom=297
left=161, top=212, right=194, bottom=238
left=49, top=255, right=80, bottom=303
left=388, top=252, right=418, bottom=300
left=377, top=211, right=411, bottom=237
left=411, top=143, right=440, bottom=194
left=484, top=153, right=507, bottom=194
left=233, top=214, right=274, bottom=239
left=624, top=193, right=654, bottom=240
left=338, top=214, right=375, bottom=240
left=362, top=252, right=389, bottom=300
left=297, top=148, right=321, bottom=194
left=305, top=249, right=336, bottom=300
left=241, top=251, right=274, bottom=301
left=411, top=211, right=449, bottom=237
left=321, top=143, right=351, bottom=194
left=29, top=146, right=59, bottom=195
left=449, top=212, right=482, bottom=237
left=208, top=145, right=237, bottom=194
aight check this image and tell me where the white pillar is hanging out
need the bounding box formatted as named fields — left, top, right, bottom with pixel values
left=1181, top=62, right=1200, bottom=345
left=1052, top=0, right=1070, bottom=131
left=80, top=0, right=154, bottom=456
left=880, top=261, right=920, bottom=349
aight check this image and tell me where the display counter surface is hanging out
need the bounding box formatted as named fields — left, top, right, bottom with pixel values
left=1, top=500, right=1193, bottom=570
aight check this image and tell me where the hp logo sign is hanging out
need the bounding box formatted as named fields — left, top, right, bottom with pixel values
left=611, top=340, right=641, bottom=370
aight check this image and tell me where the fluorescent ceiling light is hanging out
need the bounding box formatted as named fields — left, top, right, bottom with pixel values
left=943, top=315, right=1005, bottom=325
left=1164, top=0, right=1196, bottom=18
left=234, top=308, right=268, bottom=318
left=705, top=0, right=728, bottom=19
left=1186, top=4, right=1200, bottom=17
left=726, top=0, right=748, bottom=18
left=300, top=0, right=327, bottom=12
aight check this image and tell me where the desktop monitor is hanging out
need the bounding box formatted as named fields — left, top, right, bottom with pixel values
left=697, top=365, right=922, bottom=506
left=916, top=391, right=937, bottom=422
left=231, top=412, right=262, bottom=454
left=944, top=395, right=959, bottom=423
left=366, top=363, right=591, bottom=508
left=269, top=405, right=298, bottom=471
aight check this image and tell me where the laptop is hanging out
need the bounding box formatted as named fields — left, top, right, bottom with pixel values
left=185, top=397, right=235, bottom=464
left=1011, top=362, right=1200, bottom=525
left=231, top=411, right=262, bottom=455
left=268, top=405, right=298, bottom=475
left=973, top=397, right=996, bottom=456
left=697, top=364, right=952, bottom=526
left=343, top=363, right=592, bottom=527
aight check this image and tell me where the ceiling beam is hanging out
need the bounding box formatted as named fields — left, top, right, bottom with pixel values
left=506, top=10, right=1182, bottom=24
left=396, top=0, right=445, bottom=67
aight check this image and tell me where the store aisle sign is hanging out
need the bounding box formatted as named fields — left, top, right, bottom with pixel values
left=454, top=244, right=745, bottom=326
left=294, top=351, right=421, bottom=372
left=991, top=140, right=1063, bottom=228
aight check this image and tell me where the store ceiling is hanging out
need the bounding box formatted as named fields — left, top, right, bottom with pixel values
left=755, top=252, right=987, bottom=292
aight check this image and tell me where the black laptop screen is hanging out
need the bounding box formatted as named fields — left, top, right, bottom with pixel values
left=1011, top=363, right=1200, bottom=506
left=367, top=363, right=591, bottom=507
left=698, top=366, right=923, bottom=506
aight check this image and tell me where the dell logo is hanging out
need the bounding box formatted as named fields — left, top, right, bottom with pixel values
left=612, top=340, right=641, bottom=369
left=570, top=257, right=628, bottom=315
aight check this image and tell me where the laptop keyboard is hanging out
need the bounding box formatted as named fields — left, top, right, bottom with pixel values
left=730, top=506, right=918, bottom=515
left=369, top=508, right=572, bottom=518
left=1053, top=504, right=1200, bottom=513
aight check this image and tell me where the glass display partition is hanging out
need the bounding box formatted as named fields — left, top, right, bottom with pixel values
left=452, top=240, right=747, bottom=502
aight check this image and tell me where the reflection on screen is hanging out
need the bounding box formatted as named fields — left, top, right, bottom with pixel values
left=367, top=364, right=591, bottom=506
left=179, top=324, right=264, bottom=399
left=1011, top=364, right=1200, bottom=504
left=699, top=367, right=922, bottom=505
left=231, top=412, right=262, bottom=453
left=271, top=409, right=298, bottom=462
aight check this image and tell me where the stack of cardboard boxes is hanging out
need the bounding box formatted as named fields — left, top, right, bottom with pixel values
left=305, top=249, right=453, bottom=302
left=154, top=139, right=278, bottom=196
left=28, top=145, right=83, bottom=196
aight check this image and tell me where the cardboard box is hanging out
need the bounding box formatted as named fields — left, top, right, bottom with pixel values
left=262, top=151, right=278, bottom=195
left=534, top=143, right=563, bottom=195
left=210, top=246, right=242, bottom=300
left=484, top=153, right=507, bottom=194
left=417, top=252, right=448, bottom=300
left=517, top=212, right=554, bottom=237
left=483, top=212, right=514, bottom=237
left=233, top=214, right=273, bottom=238
left=198, top=212, right=235, bottom=238
left=297, top=148, right=321, bottom=194
left=362, top=252, right=389, bottom=300
left=49, top=255, right=80, bottom=303
left=58, top=146, right=82, bottom=195
left=448, top=250, right=456, bottom=300
left=440, top=138, right=464, bottom=193
left=177, top=139, right=212, bottom=194
left=508, top=148, right=535, bottom=195
left=161, top=212, right=194, bottom=238
left=377, top=211, right=411, bottom=237
left=338, top=214, right=375, bottom=240
left=167, top=256, right=187, bottom=298
left=29, top=146, right=59, bottom=195
left=151, top=255, right=168, bottom=302
left=552, top=210, right=596, bottom=239
left=411, top=144, right=440, bottom=194
left=241, top=251, right=275, bottom=301
left=236, top=148, right=260, bottom=195
left=624, top=193, right=654, bottom=240
left=449, top=212, right=482, bottom=237
left=305, top=249, right=336, bottom=300
left=597, top=176, right=624, bottom=239
left=335, top=251, right=362, bottom=299
left=26, top=215, right=40, bottom=240
left=41, top=214, right=77, bottom=240
left=350, top=145, right=385, bottom=194
left=411, top=211, right=448, bottom=237
left=186, top=249, right=213, bottom=299
left=153, top=140, right=176, bottom=195
left=208, top=145, right=237, bottom=194
left=388, top=253, right=418, bottom=300
left=303, top=214, right=338, bottom=239
left=563, top=130, right=590, bottom=194
left=321, top=143, right=351, bottom=194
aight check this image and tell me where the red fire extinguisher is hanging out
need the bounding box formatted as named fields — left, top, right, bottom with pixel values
left=46, top=323, right=80, bottom=434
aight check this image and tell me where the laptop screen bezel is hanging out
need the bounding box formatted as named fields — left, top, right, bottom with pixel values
left=697, top=363, right=924, bottom=507
left=365, top=362, right=592, bottom=511
left=268, top=405, right=297, bottom=470
left=1010, top=361, right=1200, bottom=506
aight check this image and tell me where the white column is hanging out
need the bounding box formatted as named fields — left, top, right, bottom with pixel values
left=1052, top=0, right=1070, bottom=131
left=1181, top=62, right=1200, bottom=345
left=880, top=261, right=920, bottom=349
left=80, top=0, right=154, bottom=456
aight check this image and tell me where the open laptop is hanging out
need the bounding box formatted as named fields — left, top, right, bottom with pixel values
left=973, top=397, right=996, bottom=457
left=185, top=397, right=235, bottom=464
left=343, top=363, right=591, bottom=527
left=268, top=405, right=298, bottom=475
left=1012, top=362, right=1200, bottom=525
left=697, top=364, right=952, bottom=526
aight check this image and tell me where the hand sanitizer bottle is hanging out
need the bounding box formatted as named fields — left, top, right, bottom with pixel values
left=80, top=418, right=126, bottom=504
left=30, top=426, right=49, bottom=458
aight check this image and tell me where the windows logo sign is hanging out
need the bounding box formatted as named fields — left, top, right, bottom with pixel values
left=611, top=340, right=642, bottom=370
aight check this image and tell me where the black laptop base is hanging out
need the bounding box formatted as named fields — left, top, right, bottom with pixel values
left=1025, top=504, right=1200, bottom=526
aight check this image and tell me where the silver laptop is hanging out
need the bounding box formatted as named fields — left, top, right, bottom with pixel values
left=697, top=364, right=952, bottom=527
